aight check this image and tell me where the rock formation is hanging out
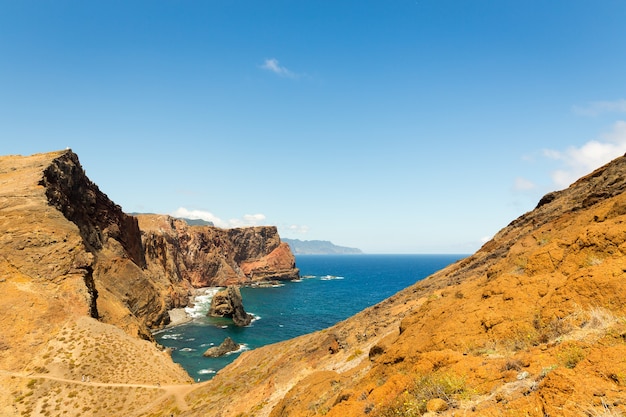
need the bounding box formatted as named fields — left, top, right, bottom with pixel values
left=0, top=149, right=300, bottom=416
left=208, top=286, right=253, bottom=326
left=138, top=214, right=300, bottom=288
left=203, top=337, right=241, bottom=357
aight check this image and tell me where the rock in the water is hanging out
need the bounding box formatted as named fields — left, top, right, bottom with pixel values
left=208, top=286, right=253, bottom=326
left=203, top=337, right=240, bottom=358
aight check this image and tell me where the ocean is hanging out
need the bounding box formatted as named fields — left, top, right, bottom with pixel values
left=154, top=254, right=465, bottom=381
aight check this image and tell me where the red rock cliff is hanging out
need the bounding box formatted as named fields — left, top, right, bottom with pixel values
left=138, top=214, right=299, bottom=287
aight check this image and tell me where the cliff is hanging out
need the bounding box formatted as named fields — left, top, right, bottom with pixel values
left=0, top=150, right=299, bottom=416
left=138, top=214, right=299, bottom=287
left=4, top=149, right=626, bottom=417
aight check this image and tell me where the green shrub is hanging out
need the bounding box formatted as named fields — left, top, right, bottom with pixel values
left=374, top=372, right=470, bottom=416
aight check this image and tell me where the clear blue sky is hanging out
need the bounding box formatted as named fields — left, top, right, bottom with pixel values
left=2, top=1, right=626, bottom=253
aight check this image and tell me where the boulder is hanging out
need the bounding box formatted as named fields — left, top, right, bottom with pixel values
left=426, top=398, right=448, bottom=412
left=208, top=286, right=253, bottom=326
left=203, top=337, right=240, bottom=358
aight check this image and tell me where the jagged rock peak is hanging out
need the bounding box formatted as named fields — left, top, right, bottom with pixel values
left=38, top=149, right=146, bottom=267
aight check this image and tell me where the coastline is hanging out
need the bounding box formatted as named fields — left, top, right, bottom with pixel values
left=158, top=286, right=222, bottom=332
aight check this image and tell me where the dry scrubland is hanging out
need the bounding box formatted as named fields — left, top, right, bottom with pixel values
left=2, top=150, right=626, bottom=416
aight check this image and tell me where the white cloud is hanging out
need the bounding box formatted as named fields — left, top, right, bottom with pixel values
left=171, top=207, right=267, bottom=228
left=285, top=224, right=309, bottom=234
left=260, top=58, right=298, bottom=78
left=227, top=213, right=267, bottom=228
left=513, top=177, right=536, bottom=191
left=543, top=120, right=626, bottom=188
left=573, top=99, right=626, bottom=117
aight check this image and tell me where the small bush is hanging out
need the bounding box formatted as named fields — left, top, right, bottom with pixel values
left=373, top=372, right=470, bottom=416
left=559, top=344, right=585, bottom=369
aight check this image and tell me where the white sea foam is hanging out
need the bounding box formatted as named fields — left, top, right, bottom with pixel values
left=320, top=275, right=344, bottom=281
left=198, top=369, right=216, bottom=375
left=185, top=287, right=222, bottom=318
left=160, top=333, right=183, bottom=340
left=180, top=347, right=196, bottom=352
left=225, top=344, right=249, bottom=355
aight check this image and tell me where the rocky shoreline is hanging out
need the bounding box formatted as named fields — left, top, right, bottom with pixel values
left=166, top=308, right=192, bottom=328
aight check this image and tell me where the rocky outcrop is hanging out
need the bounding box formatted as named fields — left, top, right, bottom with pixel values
left=39, top=151, right=146, bottom=268
left=138, top=214, right=300, bottom=287
left=7, top=151, right=185, bottom=340
left=203, top=337, right=241, bottom=357
left=208, top=286, right=253, bottom=326
left=0, top=149, right=297, bottom=345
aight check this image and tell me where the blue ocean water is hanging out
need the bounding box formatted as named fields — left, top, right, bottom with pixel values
left=154, top=254, right=464, bottom=381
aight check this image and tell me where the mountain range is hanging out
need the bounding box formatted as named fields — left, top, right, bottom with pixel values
left=282, top=238, right=363, bottom=254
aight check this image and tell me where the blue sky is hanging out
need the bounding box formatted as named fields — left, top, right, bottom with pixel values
left=2, top=0, right=626, bottom=253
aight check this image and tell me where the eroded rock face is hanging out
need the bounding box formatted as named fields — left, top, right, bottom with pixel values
left=138, top=214, right=300, bottom=287
left=39, top=151, right=145, bottom=268
left=208, top=286, right=253, bottom=326
left=35, top=152, right=193, bottom=338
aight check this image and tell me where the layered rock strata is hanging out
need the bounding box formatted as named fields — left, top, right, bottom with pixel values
left=137, top=214, right=300, bottom=288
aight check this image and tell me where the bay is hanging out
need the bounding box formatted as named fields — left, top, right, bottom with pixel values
left=154, top=254, right=465, bottom=381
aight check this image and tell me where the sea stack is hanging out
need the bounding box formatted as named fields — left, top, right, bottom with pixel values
left=208, top=286, right=253, bottom=326
left=203, top=337, right=241, bottom=358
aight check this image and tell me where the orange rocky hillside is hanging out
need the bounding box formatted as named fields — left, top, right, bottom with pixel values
left=168, top=154, right=626, bottom=417
left=2, top=149, right=626, bottom=417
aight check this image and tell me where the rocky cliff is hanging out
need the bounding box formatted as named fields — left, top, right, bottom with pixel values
left=0, top=150, right=299, bottom=416
left=3, top=150, right=298, bottom=335
left=138, top=214, right=299, bottom=288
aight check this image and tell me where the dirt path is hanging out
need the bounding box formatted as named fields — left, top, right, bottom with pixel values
left=0, top=368, right=211, bottom=414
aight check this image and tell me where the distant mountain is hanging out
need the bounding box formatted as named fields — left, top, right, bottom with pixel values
left=282, top=238, right=362, bottom=255
left=129, top=213, right=214, bottom=227
left=178, top=218, right=214, bottom=226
